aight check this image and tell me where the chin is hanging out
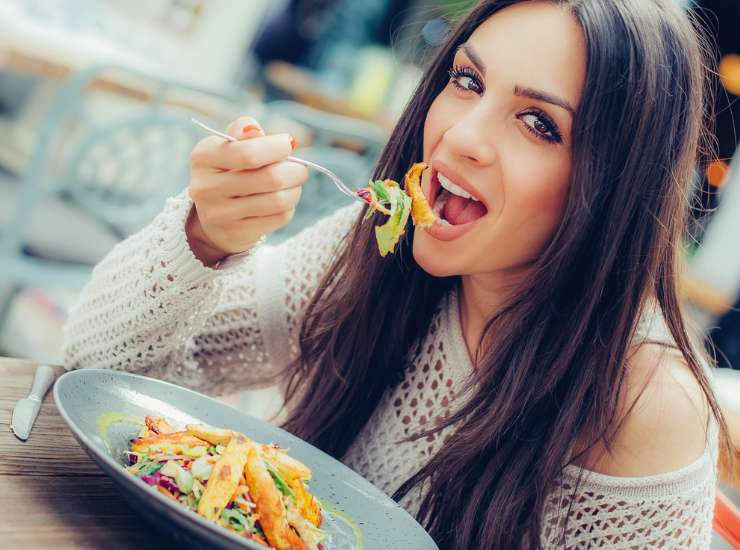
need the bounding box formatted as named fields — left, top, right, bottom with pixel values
left=411, top=231, right=460, bottom=278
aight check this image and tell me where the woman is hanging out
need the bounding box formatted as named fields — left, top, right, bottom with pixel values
left=64, top=0, right=728, bottom=547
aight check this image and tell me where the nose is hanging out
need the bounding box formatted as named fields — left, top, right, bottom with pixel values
left=442, top=109, right=497, bottom=166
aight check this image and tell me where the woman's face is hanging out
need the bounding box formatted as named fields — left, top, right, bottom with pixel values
left=414, top=1, right=586, bottom=280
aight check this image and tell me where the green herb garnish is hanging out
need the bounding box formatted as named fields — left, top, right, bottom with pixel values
left=265, top=461, right=295, bottom=498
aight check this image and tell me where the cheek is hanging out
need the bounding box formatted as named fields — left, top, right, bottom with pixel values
left=498, top=154, right=571, bottom=248
left=533, top=156, right=570, bottom=211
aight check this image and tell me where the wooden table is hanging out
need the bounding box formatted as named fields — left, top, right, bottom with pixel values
left=0, top=357, right=171, bottom=549
left=2, top=356, right=739, bottom=548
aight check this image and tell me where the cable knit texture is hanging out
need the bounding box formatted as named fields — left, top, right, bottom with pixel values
left=63, top=192, right=718, bottom=549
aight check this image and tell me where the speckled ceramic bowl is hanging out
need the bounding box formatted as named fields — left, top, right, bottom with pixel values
left=54, top=368, right=438, bottom=550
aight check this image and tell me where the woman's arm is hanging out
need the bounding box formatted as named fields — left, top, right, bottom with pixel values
left=547, top=344, right=717, bottom=548
left=62, top=191, right=362, bottom=396
left=575, top=343, right=710, bottom=476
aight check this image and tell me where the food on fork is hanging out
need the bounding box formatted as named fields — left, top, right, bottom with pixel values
left=404, top=163, right=437, bottom=228
left=356, top=162, right=436, bottom=256
left=125, top=416, right=326, bottom=550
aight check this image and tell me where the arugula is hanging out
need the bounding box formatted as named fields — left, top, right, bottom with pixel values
left=264, top=461, right=295, bottom=499
left=135, top=460, right=164, bottom=477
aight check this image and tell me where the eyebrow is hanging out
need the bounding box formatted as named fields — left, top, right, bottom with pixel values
left=514, top=85, right=575, bottom=115
left=457, top=42, right=576, bottom=115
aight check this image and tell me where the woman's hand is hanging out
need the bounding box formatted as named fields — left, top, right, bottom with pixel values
left=185, top=116, right=307, bottom=266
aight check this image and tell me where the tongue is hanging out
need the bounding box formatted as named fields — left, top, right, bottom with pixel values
left=442, top=194, right=487, bottom=225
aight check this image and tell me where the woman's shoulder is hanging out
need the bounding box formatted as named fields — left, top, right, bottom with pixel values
left=575, top=342, right=714, bottom=478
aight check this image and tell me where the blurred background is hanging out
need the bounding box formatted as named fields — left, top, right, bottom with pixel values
left=1, top=3, right=739, bottom=364
left=0, top=0, right=466, bottom=363
left=0, top=0, right=739, bottom=544
left=5, top=0, right=739, bottom=369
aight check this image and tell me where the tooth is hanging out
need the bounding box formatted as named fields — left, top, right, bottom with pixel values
left=438, top=172, right=479, bottom=201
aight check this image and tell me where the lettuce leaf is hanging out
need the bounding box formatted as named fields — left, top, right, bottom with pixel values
left=374, top=190, right=412, bottom=257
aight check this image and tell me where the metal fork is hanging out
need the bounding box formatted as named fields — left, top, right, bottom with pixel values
left=191, top=118, right=365, bottom=203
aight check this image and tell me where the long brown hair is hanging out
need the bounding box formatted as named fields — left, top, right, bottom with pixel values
left=281, top=1, right=728, bottom=547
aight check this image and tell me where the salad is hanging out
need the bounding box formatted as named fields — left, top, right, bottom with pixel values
left=125, top=416, right=325, bottom=550
left=357, top=163, right=436, bottom=256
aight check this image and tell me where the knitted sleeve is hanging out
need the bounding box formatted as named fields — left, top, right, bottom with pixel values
left=62, top=190, right=362, bottom=395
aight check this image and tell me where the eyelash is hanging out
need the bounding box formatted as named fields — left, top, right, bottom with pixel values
left=519, top=109, right=562, bottom=144
left=447, top=65, right=563, bottom=144
left=448, top=65, right=484, bottom=94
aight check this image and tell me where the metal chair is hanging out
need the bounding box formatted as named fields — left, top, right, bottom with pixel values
left=715, top=491, right=740, bottom=549
left=715, top=367, right=740, bottom=549
left=0, top=64, right=245, bottom=335
left=266, top=99, right=387, bottom=166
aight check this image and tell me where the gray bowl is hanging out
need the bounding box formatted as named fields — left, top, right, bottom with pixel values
left=54, top=368, right=438, bottom=550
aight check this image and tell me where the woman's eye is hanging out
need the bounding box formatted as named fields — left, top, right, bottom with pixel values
left=518, top=112, right=562, bottom=144
left=448, top=67, right=484, bottom=95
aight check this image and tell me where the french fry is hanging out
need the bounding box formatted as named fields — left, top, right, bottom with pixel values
left=244, top=447, right=292, bottom=550
left=285, top=527, right=308, bottom=550
left=131, top=432, right=209, bottom=457
left=145, top=416, right=177, bottom=435
left=405, top=162, right=436, bottom=227
left=137, top=426, right=154, bottom=438
left=186, top=423, right=234, bottom=445
left=286, top=503, right=324, bottom=549
left=260, top=445, right=312, bottom=481
left=288, top=479, right=322, bottom=527
left=197, top=433, right=251, bottom=521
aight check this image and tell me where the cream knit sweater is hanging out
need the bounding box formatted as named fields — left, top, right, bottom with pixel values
left=63, top=191, right=718, bottom=548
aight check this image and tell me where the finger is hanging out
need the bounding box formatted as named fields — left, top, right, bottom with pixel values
left=238, top=208, right=296, bottom=236
left=205, top=161, right=309, bottom=197
left=225, top=116, right=264, bottom=140
left=191, top=133, right=295, bottom=171
left=219, top=209, right=296, bottom=250
left=221, top=186, right=303, bottom=220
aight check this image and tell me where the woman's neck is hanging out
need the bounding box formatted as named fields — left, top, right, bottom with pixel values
left=458, top=271, right=523, bottom=364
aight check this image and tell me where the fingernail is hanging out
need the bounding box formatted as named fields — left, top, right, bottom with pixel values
left=242, top=124, right=262, bottom=137
left=289, top=135, right=297, bottom=150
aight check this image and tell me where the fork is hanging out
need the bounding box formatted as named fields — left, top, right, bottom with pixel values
left=191, top=118, right=365, bottom=203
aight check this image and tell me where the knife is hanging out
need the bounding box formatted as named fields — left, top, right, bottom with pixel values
left=10, top=365, right=55, bottom=441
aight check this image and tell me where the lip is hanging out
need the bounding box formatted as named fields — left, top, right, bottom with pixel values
left=423, top=216, right=481, bottom=241
left=423, top=161, right=488, bottom=242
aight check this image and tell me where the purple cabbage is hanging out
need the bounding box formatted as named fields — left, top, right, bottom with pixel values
left=140, top=471, right=181, bottom=496
left=158, top=475, right=181, bottom=495
left=140, top=471, right=162, bottom=486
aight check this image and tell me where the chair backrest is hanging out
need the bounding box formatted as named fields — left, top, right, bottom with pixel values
left=0, top=63, right=248, bottom=256
left=715, top=490, right=740, bottom=549
left=61, top=114, right=200, bottom=232
left=266, top=99, right=387, bottom=165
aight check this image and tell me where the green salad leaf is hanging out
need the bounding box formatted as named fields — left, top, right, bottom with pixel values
left=374, top=186, right=412, bottom=257
left=265, top=461, right=295, bottom=499
left=369, top=179, right=391, bottom=203
left=135, top=460, right=164, bottom=477
left=221, top=508, right=249, bottom=533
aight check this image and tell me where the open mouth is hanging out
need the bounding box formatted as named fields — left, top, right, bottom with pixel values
left=430, top=168, right=488, bottom=226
